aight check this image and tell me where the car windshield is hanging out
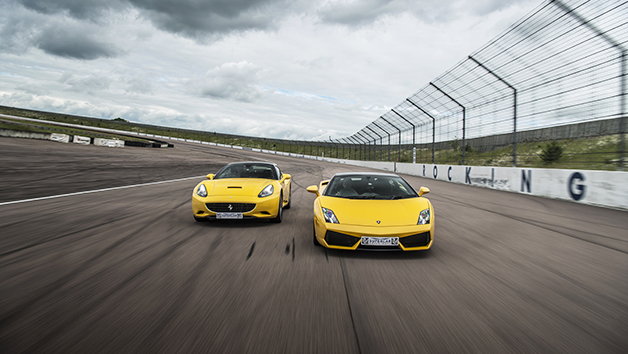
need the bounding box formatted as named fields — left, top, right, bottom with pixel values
left=323, top=175, right=418, bottom=199
left=214, top=163, right=278, bottom=180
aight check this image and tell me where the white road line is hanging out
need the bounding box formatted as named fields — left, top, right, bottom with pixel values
left=0, top=176, right=205, bottom=206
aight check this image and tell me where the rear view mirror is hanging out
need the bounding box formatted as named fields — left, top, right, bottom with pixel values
left=418, top=186, right=430, bottom=197
left=207, top=174, right=214, bottom=180
left=307, top=185, right=320, bottom=197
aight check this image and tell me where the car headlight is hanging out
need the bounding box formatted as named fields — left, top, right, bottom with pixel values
left=418, top=208, right=430, bottom=225
left=259, top=184, right=274, bottom=198
left=322, top=207, right=339, bottom=224
left=197, top=184, right=208, bottom=197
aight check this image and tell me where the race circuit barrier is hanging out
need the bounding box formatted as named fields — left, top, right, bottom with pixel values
left=50, top=133, right=70, bottom=143
left=93, top=138, right=124, bottom=148
left=335, top=160, right=628, bottom=210
left=108, top=132, right=628, bottom=210
left=0, top=129, right=50, bottom=141
left=146, top=137, right=628, bottom=209
left=210, top=145, right=627, bottom=210
left=72, top=135, right=91, bottom=145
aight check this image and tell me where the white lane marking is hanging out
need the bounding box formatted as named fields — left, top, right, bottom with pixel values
left=0, top=176, right=205, bottom=206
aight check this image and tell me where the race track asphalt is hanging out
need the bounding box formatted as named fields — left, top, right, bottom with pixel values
left=1, top=137, right=627, bottom=354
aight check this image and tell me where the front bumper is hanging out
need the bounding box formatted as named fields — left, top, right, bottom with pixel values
left=314, top=218, right=434, bottom=251
left=192, top=194, right=281, bottom=220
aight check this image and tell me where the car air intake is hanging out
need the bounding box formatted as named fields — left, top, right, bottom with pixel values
left=325, top=231, right=360, bottom=247
left=206, top=203, right=255, bottom=213
left=399, top=232, right=431, bottom=248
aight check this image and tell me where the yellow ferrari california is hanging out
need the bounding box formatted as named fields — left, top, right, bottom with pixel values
left=306, top=172, right=433, bottom=251
left=192, top=162, right=291, bottom=223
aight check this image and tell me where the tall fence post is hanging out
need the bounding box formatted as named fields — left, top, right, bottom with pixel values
left=406, top=98, right=436, bottom=164
left=380, top=116, right=401, bottom=162
left=372, top=121, right=391, bottom=162
left=468, top=55, right=518, bottom=167
left=391, top=108, right=416, bottom=163
left=430, top=83, right=466, bottom=165
left=357, top=131, right=372, bottom=161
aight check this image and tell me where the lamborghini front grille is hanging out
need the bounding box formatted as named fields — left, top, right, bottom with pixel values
left=325, top=231, right=360, bottom=247
left=399, top=232, right=431, bottom=248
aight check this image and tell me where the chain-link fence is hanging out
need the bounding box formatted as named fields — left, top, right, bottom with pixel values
left=342, top=0, right=627, bottom=170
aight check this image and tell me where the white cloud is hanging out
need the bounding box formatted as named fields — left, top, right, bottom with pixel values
left=188, top=61, right=270, bottom=102
left=0, top=0, right=540, bottom=140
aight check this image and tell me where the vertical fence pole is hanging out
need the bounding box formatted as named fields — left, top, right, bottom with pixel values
left=620, top=51, right=626, bottom=169
left=406, top=98, right=436, bottom=164
left=468, top=55, right=518, bottom=167
left=430, top=83, right=466, bottom=165
left=372, top=121, right=390, bottom=162
left=357, top=131, right=371, bottom=161
left=366, top=126, right=383, bottom=163
left=380, top=117, right=400, bottom=162
left=391, top=108, right=417, bottom=163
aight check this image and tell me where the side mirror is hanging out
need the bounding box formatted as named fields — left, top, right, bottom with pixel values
left=207, top=174, right=214, bottom=180
left=283, top=174, right=292, bottom=180
left=418, top=186, right=430, bottom=197
left=306, top=185, right=320, bottom=197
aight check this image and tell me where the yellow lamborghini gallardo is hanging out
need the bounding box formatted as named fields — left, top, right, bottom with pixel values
left=307, top=172, right=433, bottom=251
left=192, top=162, right=291, bottom=223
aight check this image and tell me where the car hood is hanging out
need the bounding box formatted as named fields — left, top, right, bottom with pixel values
left=319, top=197, right=430, bottom=226
left=207, top=178, right=274, bottom=197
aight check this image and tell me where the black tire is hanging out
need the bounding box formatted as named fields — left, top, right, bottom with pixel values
left=313, top=221, right=321, bottom=246
left=194, top=216, right=209, bottom=222
left=284, top=186, right=292, bottom=209
left=270, top=194, right=283, bottom=223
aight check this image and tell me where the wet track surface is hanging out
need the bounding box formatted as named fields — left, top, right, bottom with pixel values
left=1, top=137, right=627, bottom=353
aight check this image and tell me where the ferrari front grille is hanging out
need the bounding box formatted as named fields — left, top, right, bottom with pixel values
left=325, top=231, right=360, bottom=247
left=399, top=232, right=431, bottom=248
left=206, top=203, right=256, bottom=213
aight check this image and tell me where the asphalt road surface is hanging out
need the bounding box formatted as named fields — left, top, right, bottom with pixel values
left=1, top=137, right=627, bottom=354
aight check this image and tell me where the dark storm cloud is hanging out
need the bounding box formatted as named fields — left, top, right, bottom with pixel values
left=12, top=0, right=297, bottom=47
left=317, top=0, right=533, bottom=26
left=3, top=0, right=534, bottom=61
left=0, top=1, right=123, bottom=60
left=19, top=0, right=128, bottom=21
left=0, top=8, right=37, bottom=54
left=317, top=0, right=404, bottom=27
left=35, top=25, right=122, bottom=60
left=128, top=0, right=291, bottom=39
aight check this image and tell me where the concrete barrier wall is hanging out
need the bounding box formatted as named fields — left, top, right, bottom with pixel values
left=391, top=163, right=628, bottom=210
left=0, top=129, right=51, bottom=140
left=5, top=122, right=624, bottom=210
left=208, top=144, right=627, bottom=210
left=50, top=133, right=70, bottom=143
left=72, top=135, right=91, bottom=145
left=94, top=138, right=124, bottom=147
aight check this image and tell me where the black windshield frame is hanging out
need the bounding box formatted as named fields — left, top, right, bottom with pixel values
left=323, top=174, right=419, bottom=199
left=214, top=163, right=279, bottom=180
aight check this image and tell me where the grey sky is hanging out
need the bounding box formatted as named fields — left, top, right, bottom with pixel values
left=0, top=0, right=539, bottom=140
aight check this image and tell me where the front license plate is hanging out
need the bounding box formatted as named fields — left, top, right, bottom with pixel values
left=360, top=237, right=399, bottom=246
left=216, top=212, right=243, bottom=219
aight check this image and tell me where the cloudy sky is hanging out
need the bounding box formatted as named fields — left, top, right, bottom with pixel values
left=0, top=0, right=540, bottom=141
